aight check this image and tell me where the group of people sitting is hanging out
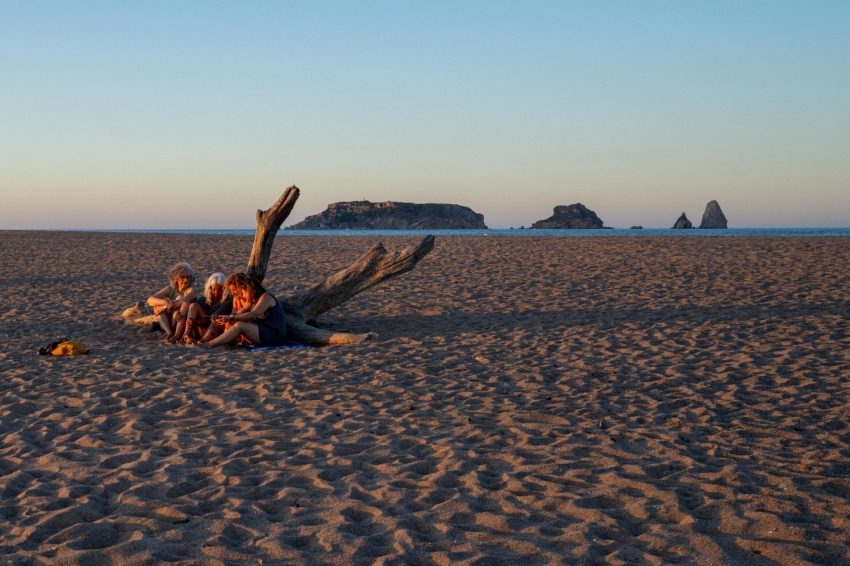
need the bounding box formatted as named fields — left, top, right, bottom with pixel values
left=148, top=262, right=287, bottom=348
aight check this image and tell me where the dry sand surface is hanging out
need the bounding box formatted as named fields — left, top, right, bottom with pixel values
left=1, top=231, right=850, bottom=566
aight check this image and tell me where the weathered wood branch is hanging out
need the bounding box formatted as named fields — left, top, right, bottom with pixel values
left=284, top=316, right=373, bottom=346
left=123, top=187, right=435, bottom=346
left=247, top=185, right=300, bottom=282
left=122, top=302, right=158, bottom=327
left=289, top=235, right=435, bottom=320
left=278, top=234, right=434, bottom=344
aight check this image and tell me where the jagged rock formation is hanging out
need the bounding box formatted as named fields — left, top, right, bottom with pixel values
left=672, top=213, right=693, bottom=229
left=699, top=200, right=728, bottom=229
left=287, top=201, right=487, bottom=230
left=532, top=203, right=607, bottom=229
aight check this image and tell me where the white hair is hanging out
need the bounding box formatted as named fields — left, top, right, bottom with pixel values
left=204, top=272, right=230, bottom=305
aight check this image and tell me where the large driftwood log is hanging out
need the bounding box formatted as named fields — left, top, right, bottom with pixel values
left=247, top=186, right=300, bottom=282
left=123, top=186, right=435, bottom=347
left=279, top=235, right=435, bottom=345
left=288, top=237, right=436, bottom=320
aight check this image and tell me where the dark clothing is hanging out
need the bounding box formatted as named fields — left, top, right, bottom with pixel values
left=196, top=295, right=233, bottom=317
left=255, top=294, right=287, bottom=346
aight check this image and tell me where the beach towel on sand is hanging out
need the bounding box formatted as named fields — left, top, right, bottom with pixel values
left=244, top=340, right=308, bottom=352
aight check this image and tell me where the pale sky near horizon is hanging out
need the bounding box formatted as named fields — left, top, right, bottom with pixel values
left=1, top=1, right=848, bottom=229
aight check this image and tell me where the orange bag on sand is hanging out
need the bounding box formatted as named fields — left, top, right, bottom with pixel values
left=50, top=341, right=88, bottom=356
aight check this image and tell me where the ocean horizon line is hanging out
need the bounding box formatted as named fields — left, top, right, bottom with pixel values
left=4, top=228, right=850, bottom=237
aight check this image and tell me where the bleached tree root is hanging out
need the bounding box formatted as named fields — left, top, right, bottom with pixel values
left=121, top=302, right=160, bottom=330
left=285, top=316, right=373, bottom=346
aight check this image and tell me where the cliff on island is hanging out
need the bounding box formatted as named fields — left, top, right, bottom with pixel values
left=699, top=200, right=728, bottom=229
left=531, top=203, right=608, bottom=229
left=287, top=200, right=488, bottom=230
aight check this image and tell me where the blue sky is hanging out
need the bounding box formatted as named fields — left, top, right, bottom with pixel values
left=1, top=1, right=848, bottom=229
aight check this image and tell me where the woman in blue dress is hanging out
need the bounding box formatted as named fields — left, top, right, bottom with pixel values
left=204, top=273, right=286, bottom=348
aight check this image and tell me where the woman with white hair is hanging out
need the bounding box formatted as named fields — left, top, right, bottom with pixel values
left=147, top=262, right=197, bottom=343
left=183, top=272, right=233, bottom=344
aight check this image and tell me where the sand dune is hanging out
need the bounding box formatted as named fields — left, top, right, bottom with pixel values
left=1, top=231, right=849, bottom=565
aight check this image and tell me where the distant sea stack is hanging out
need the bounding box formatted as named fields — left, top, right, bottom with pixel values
left=672, top=213, right=693, bottom=229
left=532, top=203, right=608, bottom=229
left=287, top=201, right=487, bottom=230
left=699, top=200, right=728, bottom=229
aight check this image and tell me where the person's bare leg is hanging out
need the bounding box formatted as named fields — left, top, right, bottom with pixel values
left=183, top=320, right=195, bottom=342
left=183, top=320, right=203, bottom=344
left=199, top=322, right=219, bottom=344
left=168, top=303, right=191, bottom=343
left=184, top=303, right=205, bottom=341
left=158, top=311, right=174, bottom=341
left=185, top=304, right=198, bottom=339
left=205, top=322, right=261, bottom=347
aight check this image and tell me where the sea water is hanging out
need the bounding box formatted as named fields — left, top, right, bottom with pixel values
left=94, top=228, right=850, bottom=237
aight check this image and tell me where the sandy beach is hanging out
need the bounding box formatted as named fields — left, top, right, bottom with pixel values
left=1, top=231, right=849, bottom=565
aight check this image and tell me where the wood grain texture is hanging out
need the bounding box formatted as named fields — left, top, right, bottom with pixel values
left=246, top=185, right=300, bottom=282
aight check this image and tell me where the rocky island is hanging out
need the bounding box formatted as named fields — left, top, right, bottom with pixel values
left=699, top=200, right=728, bottom=229
left=672, top=213, right=693, bottom=229
left=287, top=200, right=487, bottom=230
left=671, top=201, right=728, bottom=229
left=531, top=203, right=609, bottom=229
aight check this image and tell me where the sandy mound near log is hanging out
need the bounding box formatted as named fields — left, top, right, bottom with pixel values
left=1, top=231, right=849, bottom=564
